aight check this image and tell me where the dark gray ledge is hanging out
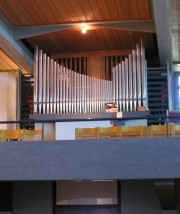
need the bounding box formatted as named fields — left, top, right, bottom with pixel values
left=29, top=111, right=150, bottom=122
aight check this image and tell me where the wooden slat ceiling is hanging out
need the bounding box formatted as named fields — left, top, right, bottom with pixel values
left=0, top=0, right=156, bottom=57
left=0, top=49, right=19, bottom=71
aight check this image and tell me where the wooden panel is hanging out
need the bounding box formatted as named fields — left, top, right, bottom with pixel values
left=88, top=56, right=105, bottom=79
left=0, top=49, right=19, bottom=71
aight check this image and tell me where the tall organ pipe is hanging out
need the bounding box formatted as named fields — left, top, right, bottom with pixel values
left=34, top=41, right=147, bottom=114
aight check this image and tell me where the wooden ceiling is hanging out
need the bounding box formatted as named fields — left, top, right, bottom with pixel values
left=0, top=0, right=157, bottom=64
left=0, top=49, right=19, bottom=71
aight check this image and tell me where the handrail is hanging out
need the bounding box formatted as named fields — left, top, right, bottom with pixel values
left=0, top=114, right=180, bottom=141
left=0, top=115, right=180, bottom=124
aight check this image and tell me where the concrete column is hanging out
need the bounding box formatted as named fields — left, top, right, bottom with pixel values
left=121, top=180, right=162, bottom=214
left=13, top=182, right=54, bottom=214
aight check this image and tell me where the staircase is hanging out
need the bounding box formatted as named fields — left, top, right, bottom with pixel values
left=147, top=67, right=169, bottom=125
left=20, top=74, right=34, bottom=129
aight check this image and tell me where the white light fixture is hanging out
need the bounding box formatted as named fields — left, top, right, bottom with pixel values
left=82, top=24, right=87, bottom=34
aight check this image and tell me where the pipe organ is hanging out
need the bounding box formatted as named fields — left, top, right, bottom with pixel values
left=112, top=40, right=147, bottom=112
left=34, top=40, right=147, bottom=114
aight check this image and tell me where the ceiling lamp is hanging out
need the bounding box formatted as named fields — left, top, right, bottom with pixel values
left=82, top=24, right=87, bottom=34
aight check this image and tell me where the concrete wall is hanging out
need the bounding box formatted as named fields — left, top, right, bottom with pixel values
left=0, top=138, right=180, bottom=180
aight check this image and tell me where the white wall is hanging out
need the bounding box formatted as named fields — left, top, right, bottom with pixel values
left=0, top=72, right=17, bottom=129
left=56, top=181, right=117, bottom=205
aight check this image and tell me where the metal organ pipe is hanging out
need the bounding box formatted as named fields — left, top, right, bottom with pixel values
left=34, top=41, right=147, bottom=114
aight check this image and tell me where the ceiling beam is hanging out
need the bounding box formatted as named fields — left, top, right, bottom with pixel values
left=92, top=19, right=155, bottom=33
left=152, top=0, right=171, bottom=67
left=13, top=19, right=156, bottom=40
left=0, top=13, right=33, bottom=74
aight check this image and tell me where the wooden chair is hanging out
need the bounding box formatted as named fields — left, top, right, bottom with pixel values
left=142, top=126, right=151, bottom=138
left=173, top=124, right=180, bottom=137
left=21, top=129, right=43, bottom=141
left=0, top=130, right=2, bottom=141
left=0, top=129, right=21, bottom=141
left=151, top=124, right=174, bottom=138
left=97, top=126, right=120, bottom=139
left=121, top=126, right=142, bottom=138
left=75, top=127, right=98, bottom=140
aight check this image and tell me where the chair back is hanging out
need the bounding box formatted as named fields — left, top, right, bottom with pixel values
left=142, top=126, right=151, bottom=138
left=21, top=129, right=43, bottom=141
left=173, top=124, right=180, bottom=137
left=75, top=127, right=98, bottom=140
left=0, top=129, right=21, bottom=141
left=97, top=126, right=119, bottom=139
left=121, top=126, right=142, bottom=138
left=151, top=124, right=173, bottom=138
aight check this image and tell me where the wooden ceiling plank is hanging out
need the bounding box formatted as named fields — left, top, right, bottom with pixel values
left=17, top=0, right=46, bottom=26
left=80, top=32, right=94, bottom=51
left=137, top=0, right=151, bottom=19
left=60, top=30, right=86, bottom=53
left=0, top=49, right=18, bottom=71
left=78, top=0, right=96, bottom=22
left=50, top=0, right=76, bottom=23
left=87, top=30, right=103, bottom=51
left=106, top=0, right=120, bottom=20
left=46, top=0, right=64, bottom=23
left=128, top=0, right=141, bottom=20
left=121, top=0, right=132, bottom=20
left=114, top=0, right=126, bottom=20
left=88, top=0, right=103, bottom=21
left=32, top=0, right=57, bottom=24
left=70, top=0, right=87, bottom=22
left=102, top=29, right=116, bottom=50
left=93, top=30, right=107, bottom=51
left=111, top=30, right=123, bottom=50
left=117, top=30, right=132, bottom=50
left=131, top=31, right=147, bottom=51
left=48, top=33, right=67, bottom=53
left=0, top=1, right=22, bottom=26
left=59, top=31, right=78, bottom=52
left=96, top=30, right=110, bottom=51
left=131, top=31, right=142, bottom=46
left=97, top=0, right=112, bottom=20
left=61, top=0, right=80, bottom=23
left=108, top=28, right=120, bottom=50
left=13, top=1, right=33, bottom=26
left=51, top=50, right=132, bottom=58
left=27, top=0, right=47, bottom=24
left=73, top=29, right=91, bottom=52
